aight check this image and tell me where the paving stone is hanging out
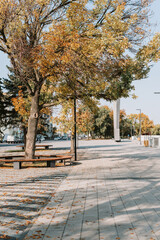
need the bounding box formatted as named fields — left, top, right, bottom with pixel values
left=1, top=140, right=160, bottom=239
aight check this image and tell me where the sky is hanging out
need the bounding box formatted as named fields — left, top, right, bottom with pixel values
left=0, top=0, right=160, bottom=124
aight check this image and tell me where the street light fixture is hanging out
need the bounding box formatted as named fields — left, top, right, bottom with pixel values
left=136, top=108, right=142, bottom=145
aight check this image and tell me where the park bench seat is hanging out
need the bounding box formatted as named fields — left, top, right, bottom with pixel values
left=0, top=155, right=24, bottom=159
left=0, top=155, right=72, bottom=169
left=0, top=154, right=57, bottom=159
left=16, top=144, right=52, bottom=150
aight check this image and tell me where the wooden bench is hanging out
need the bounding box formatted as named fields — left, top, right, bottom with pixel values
left=0, top=153, right=71, bottom=160
left=0, top=154, right=24, bottom=159
left=16, top=144, right=52, bottom=150
left=0, top=155, right=72, bottom=169
left=0, top=154, right=57, bottom=159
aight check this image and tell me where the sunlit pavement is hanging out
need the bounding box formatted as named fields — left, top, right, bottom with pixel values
left=1, top=140, right=160, bottom=239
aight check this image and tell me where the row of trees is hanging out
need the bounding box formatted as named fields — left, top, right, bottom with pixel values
left=0, top=73, right=56, bottom=143
left=0, top=0, right=159, bottom=158
left=54, top=103, right=158, bottom=139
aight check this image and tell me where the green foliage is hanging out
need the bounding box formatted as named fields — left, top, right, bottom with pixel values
left=0, top=0, right=158, bottom=157
left=0, top=78, right=20, bottom=129
left=151, top=125, right=160, bottom=135
left=2, top=69, right=54, bottom=138
left=77, top=105, right=95, bottom=137
left=93, top=106, right=113, bottom=138
left=119, top=110, right=132, bottom=138
left=128, top=113, right=154, bottom=135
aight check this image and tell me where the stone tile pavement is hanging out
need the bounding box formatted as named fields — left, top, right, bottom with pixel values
left=1, top=140, right=160, bottom=239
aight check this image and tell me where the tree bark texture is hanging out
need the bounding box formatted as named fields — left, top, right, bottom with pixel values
left=25, top=91, right=39, bottom=159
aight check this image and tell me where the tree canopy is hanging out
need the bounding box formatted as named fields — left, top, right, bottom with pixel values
left=0, top=0, right=159, bottom=158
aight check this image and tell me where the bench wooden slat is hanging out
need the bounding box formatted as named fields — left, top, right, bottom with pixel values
left=0, top=154, right=59, bottom=159
left=16, top=144, right=52, bottom=147
left=0, top=156, right=72, bottom=162
left=16, top=144, right=52, bottom=150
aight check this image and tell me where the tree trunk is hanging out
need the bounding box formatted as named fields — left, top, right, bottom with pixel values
left=25, top=91, right=39, bottom=159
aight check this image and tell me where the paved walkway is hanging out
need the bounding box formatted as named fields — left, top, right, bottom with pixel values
left=1, top=140, right=160, bottom=239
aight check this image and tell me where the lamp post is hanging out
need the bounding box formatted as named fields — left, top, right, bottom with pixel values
left=74, top=97, right=77, bottom=161
left=136, top=109, right=142, bottom=145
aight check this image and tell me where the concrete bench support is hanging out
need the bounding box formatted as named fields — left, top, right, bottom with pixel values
left=47, top=161, right=56, bottom=167
left=14, top=162, right=22, bottom=170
